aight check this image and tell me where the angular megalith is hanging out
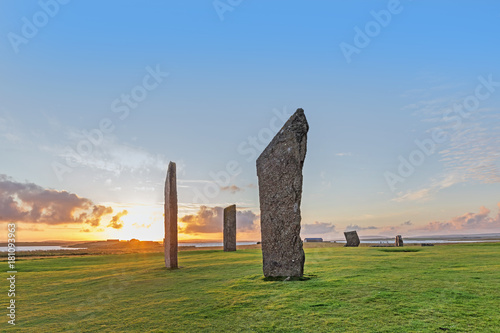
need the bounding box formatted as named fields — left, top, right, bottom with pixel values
left=257, top=108, right=308, bottom=278
left=344, top=231, right=360, bottom=247
left=223, top=205, right=237, bottom=252
left=395, top=235, right=404, bottom=247
left=164, top=162, right=178, bottom=268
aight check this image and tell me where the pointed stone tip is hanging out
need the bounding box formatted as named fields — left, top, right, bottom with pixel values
left=256, top=107, right=309, bottom=164
left=291, top=108, right=305, bottom=120
left=276, top=108, right=308, bottom=134
left=288, top=108, right=308, bottom=128
left=286, top=108, right=309, bottom=137
left=166, top=162, right=176, bottom=183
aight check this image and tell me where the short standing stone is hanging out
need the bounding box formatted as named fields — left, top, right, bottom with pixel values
left=164, top=162, right=178, bottom=268
left=395, top=235, right=404, bottom=247
left=344, top=231, right=360, bottom=247
left=257, top=108, right=308, bottom=278
left=224, top=205, right=237, bottom=252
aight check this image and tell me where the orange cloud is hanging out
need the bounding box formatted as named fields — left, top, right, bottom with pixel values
left=108, top=210, right=128, bottom=229
left=0, top=174, right=115, bottom=229
left=417, top=203, right=500, bottom=232
left=179, top=206, right=259, bottom=235
left=220, top=185, right=243, bottom=193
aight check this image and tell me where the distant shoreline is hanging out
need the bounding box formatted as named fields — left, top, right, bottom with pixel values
left=2, top=233, right=499, bottom=258
left=1, top=239, right=500, bottom=258
left=6, top=232, right=500, bottom=246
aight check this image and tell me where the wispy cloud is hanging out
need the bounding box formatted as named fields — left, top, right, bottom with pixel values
left=5, top=113, right=183, bottom=183
left=440, top=119, right=500, bottom=184
left=301, top=222, right=336, bottom=235
left=320, top=171, right=332, bottom=189
left=396, top=79, right=500, bottom=201
left=0, top=111, right=26, bottom=144
left=48, top=135, right=173, bottom=177
left=132, top=222, right=152, bottom=229
left=393, top=173, right=461, bottom=202
left=393, top=188, right=432, bottom=202
left=335, top=152, right=352, bottom=157
left=345, top=224, right=378, bottom=232
left=220, top=185, right=243, bottom=194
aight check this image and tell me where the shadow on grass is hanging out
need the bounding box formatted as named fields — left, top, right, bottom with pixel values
left=157, top=266, right=183, bottom=271
left=378, top=248, right=422, bottom=253
left=262, top=274, right=316, bottom=282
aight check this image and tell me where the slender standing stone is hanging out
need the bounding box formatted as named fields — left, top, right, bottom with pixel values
left=257, top=108, right=308, bottom=278
left=395, top=235, right=404, bottom=247
left=223, top=205, right=237, bottom=252
left=164, top=162, right=178, bottom=268
left=344, top=231, right=360, bottom=247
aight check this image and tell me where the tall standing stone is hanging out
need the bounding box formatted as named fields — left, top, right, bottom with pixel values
left=223, top=205, right=237, bottom=252
left=257, top=108, right=308, bottom=278
left=395, top=235, right=404, bottom=247
left=164, top=162, right=178, bottom=269
left=344, top=231, right=360, bottom=247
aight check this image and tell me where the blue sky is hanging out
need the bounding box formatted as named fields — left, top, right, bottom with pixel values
left=1, top=0, right=499, bottom=241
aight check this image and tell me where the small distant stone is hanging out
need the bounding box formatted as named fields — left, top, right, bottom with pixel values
left=344, top=231, right=360, bottom=247
left=395, top=235, right=404, bottom=247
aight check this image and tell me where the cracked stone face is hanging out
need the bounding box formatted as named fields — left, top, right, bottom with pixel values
left=257, top=108, right=308, bottom=278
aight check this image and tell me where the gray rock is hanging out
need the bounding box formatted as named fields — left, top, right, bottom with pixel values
left=344, top=231, right=360, bottom=247
left=395, top=235, right=404, bottom=247
left=257, top=108, right=308, bottom=278
left=223, top=205, right=237, bottom=252
left=164, top=162, right=178, bottom=268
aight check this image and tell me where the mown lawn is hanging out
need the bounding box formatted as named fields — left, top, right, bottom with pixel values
left=5, top=243, right=500, bottom=332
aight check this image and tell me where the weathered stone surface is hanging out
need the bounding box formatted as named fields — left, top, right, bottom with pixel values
left=344, top=231, right=360, bottom=247
left=395, top=235, right=404, bottom=247
left=224, top=205, right=237, bottom=252
left=257, top=108, right=308, bottom=278
left=164, top=162, right=178, bottom=268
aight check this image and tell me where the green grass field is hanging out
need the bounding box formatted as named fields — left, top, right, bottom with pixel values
left=6, top=243, right=500, bottom=332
